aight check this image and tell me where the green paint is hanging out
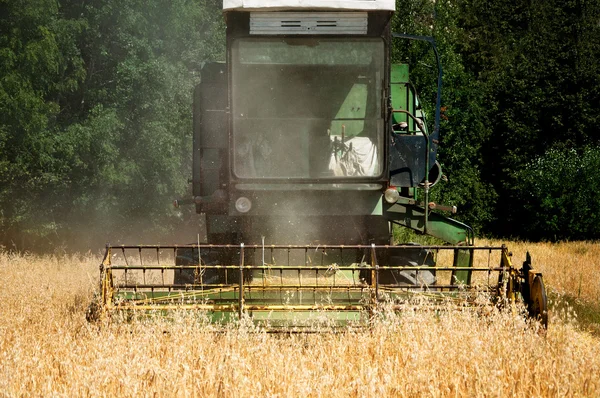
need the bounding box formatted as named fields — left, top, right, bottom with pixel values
left=391, top=63, right=409, bottom=83
left=384, top=202, right=474, bottom=283
left=452, top=248, right=473, bottom=285
left=384, top=203, right=470, bottom=244
left=390, top=63, right=418, bottom=130
left=330, top=83, right=367, bottom=137
left=391, top=64, right=409, bottom=126
left=390, top=63, right=427, bottom=134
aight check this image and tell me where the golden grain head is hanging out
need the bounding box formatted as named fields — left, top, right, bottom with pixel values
left=1, top=243, right=599, bottom=397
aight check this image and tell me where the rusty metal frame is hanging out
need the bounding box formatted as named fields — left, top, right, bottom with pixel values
left=96, top=243, right=525, bottom=323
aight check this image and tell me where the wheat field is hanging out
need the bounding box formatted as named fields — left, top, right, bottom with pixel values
left=1, top=241, right=599, bottom=397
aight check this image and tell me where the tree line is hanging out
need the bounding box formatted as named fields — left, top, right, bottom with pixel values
left=1, top=0, right=599, bottom=251
left=395, top=0, right=600, bottom=241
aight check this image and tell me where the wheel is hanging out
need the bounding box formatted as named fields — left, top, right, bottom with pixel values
left=528, top=274, right=548, bottom=328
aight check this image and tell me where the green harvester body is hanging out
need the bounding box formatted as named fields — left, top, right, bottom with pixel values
left=93, top=1, right=548, bottom=329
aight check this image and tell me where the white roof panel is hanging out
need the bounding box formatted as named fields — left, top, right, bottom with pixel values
left=223, top=0, right=395, bottom=11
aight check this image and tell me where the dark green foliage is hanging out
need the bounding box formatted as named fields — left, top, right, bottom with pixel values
left=0, top=0, right=87, bottom=248
left=512, top=147, right=600, bottom=240
left=457, top=0, right=600, bottom=238
left=392, top=0, right=600, bottom=239
left=0, top=0, right=224, bottom=250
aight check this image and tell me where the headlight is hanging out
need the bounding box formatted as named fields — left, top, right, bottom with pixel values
left=235, top=196, right=252, bottom=213
left=384, top=188, right=400, bottom=204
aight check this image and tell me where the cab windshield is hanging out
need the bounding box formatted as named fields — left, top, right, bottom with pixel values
left=231, top=38, right=384, bottom=179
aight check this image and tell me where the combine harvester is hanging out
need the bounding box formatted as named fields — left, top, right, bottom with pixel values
left=91, top=0, right=548, bottom=329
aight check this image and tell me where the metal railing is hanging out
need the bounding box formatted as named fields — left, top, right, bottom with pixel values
left=99, top=244, right=515, bottom=319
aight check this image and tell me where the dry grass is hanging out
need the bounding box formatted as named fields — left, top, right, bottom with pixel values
left=1, top=242, right=599, bottom=397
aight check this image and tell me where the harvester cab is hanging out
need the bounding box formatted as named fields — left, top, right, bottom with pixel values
left=93, top=0, right=548, bottom=329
